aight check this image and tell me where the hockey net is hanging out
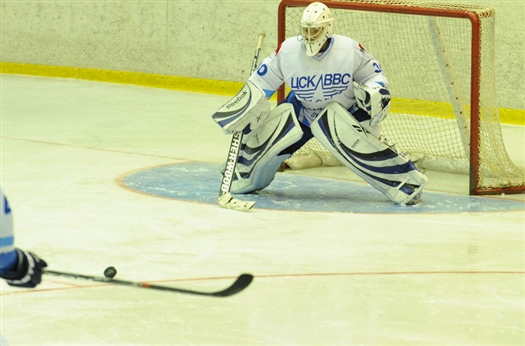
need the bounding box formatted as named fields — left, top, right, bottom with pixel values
left=278, top=0, right=525, bottom=195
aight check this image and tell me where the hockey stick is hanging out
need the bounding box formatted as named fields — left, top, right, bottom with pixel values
left=43, top=269, right=254, bottom=297
left=217, top=33, right=266, bottom=211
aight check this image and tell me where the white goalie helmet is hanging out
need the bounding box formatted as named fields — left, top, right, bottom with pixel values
left=300, top=2, right=334, bottom=56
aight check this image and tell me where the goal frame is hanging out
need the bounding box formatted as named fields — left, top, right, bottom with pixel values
left=277, top=0, right=524, bottom=196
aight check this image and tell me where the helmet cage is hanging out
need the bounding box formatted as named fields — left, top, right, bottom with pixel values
left=301, top=24, right=326, bottom=43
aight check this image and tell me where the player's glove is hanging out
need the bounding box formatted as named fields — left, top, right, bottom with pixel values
left=353, top=81, right=391, bottom=128
left=0, top=249, right=48, bottom=288
left=212, top=80, right=270, bottom=135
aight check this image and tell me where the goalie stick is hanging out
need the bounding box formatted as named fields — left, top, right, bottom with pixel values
left=43, top=269, right=253, bottom=298
left=218, top=33, right=266, bottom=211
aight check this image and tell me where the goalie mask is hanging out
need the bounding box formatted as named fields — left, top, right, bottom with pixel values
left=300, top=2, right=334, bottom=56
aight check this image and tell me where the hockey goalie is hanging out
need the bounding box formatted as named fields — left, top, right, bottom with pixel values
left=212, top=1, right=427, bottom=205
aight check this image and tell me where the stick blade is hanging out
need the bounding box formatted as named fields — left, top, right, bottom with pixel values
left=218, top=193, right=255, bottom=211
left=213, top=274, right=254, bottom=297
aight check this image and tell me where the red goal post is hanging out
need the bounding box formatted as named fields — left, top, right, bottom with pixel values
left=277, top=0, right=525, bottom=195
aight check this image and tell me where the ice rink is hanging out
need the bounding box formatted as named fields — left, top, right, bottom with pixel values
left=1, top=74, right=524, bottom=345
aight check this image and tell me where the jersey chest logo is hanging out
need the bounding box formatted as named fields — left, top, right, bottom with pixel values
left=290, top=73, right=352, bottom=102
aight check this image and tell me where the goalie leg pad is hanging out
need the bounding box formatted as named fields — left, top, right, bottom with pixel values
left=311, top=102, right=428, bottom=205
left=223, top=103, right=304, bottom=194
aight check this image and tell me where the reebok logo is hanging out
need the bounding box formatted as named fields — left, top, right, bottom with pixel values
left=226, top=90, right=249, bottom=109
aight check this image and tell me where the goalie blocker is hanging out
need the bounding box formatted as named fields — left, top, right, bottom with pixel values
left=311, top=102, right=428, bottom=205
left=212, top=80, right=270, bottom=135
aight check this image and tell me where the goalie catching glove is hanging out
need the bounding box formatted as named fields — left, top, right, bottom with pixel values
left=212, top=80, right=270, bottom=135
left=353, top=81, right=391, bottom=128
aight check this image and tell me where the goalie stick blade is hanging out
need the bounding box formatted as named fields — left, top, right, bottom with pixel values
left=218, top=192, right=255, bottom=211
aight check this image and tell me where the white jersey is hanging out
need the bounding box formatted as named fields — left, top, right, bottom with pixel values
left=248, top=34, right=388, bottom=125
left=0, top=187, right=15, bottom=273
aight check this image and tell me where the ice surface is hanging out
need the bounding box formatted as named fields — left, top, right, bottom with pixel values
left=0, top=75, right=523, bottom=345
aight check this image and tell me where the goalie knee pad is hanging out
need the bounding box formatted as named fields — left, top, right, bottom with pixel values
left=311, top=102, right=428, bottom=205
left=222, top=103, right=303, bottom=194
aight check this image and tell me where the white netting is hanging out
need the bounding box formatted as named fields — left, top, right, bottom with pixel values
left=280, top=0, right=525, bottom=194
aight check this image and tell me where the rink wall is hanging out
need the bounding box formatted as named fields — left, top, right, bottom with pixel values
left=1, top=0, right=524, bottom=122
